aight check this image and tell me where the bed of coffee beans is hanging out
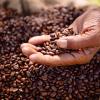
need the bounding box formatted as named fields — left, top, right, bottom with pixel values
left=0, top=6, right=100, bottom=100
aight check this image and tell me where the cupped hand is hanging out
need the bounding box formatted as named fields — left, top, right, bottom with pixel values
left=57, top=7, right=100, bottom=49
left=21, top=7, right=100, bottom=66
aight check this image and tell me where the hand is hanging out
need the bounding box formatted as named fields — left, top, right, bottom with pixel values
left=57, top=7, right=100, bottom=49
left=21, top=7, right=100, bottom=66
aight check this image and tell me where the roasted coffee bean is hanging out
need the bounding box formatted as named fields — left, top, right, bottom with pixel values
left=48, top=52, right=55, bottom=56
left=41, top=50, right=46, bottom=55
left=41, top=91, right=48, bottom=96
left=50, top=92, right=57, bottom=97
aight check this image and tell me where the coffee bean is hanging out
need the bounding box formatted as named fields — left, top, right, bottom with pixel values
left=50, top=92, right=56, bottom=97
left=41, top=50, right=46, bottom=54
left=41, top=91, right=48, bottom=96
left=41, top=75, right=48, bottom=81
left=48, top=52, right=55, bottom=56
left=38, top=80, right=43, bottom=86
left=51, top=86, right=57, bottom=92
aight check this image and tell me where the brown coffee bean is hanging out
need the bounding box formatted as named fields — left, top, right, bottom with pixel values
left=51, top=86, right=57, bottom=92
left=13, top=64, right=19, bottom=70
left=41, top=74, right=48, bottom=81
left=50, top=92, right=56, bottom=97
left=45, top=46, right=52, bottom=51
left=38, top=80, right=43, bottom=86
left=41, top=91, right=48, bottom=96
left=41, top=50, right=46, bottom=54
left=48, top=52, right=55, bottom=56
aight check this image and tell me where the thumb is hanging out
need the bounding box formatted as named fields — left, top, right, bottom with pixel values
left=56, top=33, right=99, bottom=49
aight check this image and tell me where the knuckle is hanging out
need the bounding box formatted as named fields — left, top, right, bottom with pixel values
left=83, top=54, right=92, bottom=64
left=77, top=54, right=92, bottom=65
left=72, top=42, right=79, bottom=49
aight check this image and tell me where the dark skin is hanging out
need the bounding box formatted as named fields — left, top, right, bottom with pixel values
left=21, top=7, right=100, bottom=66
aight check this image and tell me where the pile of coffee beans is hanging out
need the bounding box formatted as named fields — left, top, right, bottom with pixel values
left=0, top=8, right=18, bottom=21
left=0, top=6, right=100, bottom=100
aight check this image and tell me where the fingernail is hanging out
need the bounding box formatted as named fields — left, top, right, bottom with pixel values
left=20, top=43, right=27, bottom=49
left=29, top=54, right=37, bottom=61
left=56, top=40, right=67, bottom=48
left=22, top=47, right=36, bottom=57
left=21, top=47, right=29, bottom=57
left=29, top=54, right=36, bottom=64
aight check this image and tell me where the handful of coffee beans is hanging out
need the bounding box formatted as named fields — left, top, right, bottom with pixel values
left=39, top=28, right=78, bottom=56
